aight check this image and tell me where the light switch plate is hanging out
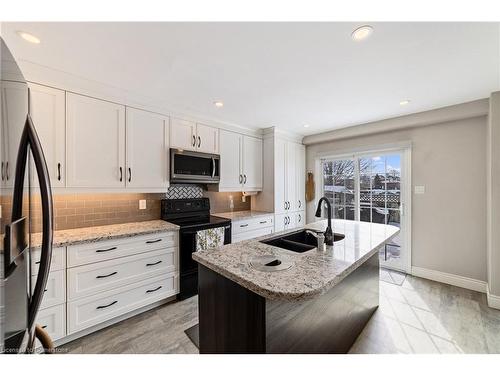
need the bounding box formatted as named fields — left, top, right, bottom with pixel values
left=139, top=200, right=147, bottom=210
left=414, top=185, right=425, bottom=194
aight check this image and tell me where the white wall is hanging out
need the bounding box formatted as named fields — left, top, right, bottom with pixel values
left=306, top=116, right=487, bottom=282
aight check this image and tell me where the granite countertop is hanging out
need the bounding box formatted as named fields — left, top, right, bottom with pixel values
left=31, top=220, right=179, bottom=249
left=193, top=219, right=399, bottom=301
left=213, top=210, right=274, bottom=222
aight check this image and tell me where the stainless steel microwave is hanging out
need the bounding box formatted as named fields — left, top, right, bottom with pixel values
left=170, top=149, right=220, bottom=184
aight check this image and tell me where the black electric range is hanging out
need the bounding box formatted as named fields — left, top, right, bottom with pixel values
left=161, top=198, right=231, bottom=300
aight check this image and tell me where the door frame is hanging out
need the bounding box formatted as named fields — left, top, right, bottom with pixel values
left=314, top=141, right=412, bottom=273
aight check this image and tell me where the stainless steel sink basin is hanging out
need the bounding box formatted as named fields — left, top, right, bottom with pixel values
left=260, top=229, right=345, bottom=253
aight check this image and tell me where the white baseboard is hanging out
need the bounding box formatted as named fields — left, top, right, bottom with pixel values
left=487, top=288, right=500, bottom=309
left=411, top=266, right=487, bottom=293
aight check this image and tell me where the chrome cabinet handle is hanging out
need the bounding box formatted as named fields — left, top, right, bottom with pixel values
left=5, top=162, right=8, bottom=180
left=243, top=174, right=247, bottom=184
left=146, top=239, right=162, bottom=244
left=298, top=214, right=301, bottom=222
left=259, top=221, right=267, bottom=224
left=97, top=300, right=118, bottom=310
left=239, top=174, right=243, bottom=184
left=284, top=201, right=287, bottom=210
left=192, top=135, right=196, bottom=147
left=96, top=246, right=117, bottom=253
left=146, top=286, right=162, bottom=294
left=96, top=271, right=117, bottom=279
left=240, top=224, right=249, bottom=228
left=119, top=167, right=123, bottom=182
left=146, top=260, right=162, bottom=267
left=1, top=161, right=4, bottom=181
left=128, top=167, right=132, bottom=183
left=211, top=157, right=216, bottom=178
left=198, top=136, right=201, bottom=148
left=57, top=163, right=61, bottom=181
left=298, top=200, right=301, bottom=208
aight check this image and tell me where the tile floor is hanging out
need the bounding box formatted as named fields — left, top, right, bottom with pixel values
left=60, top=275, right=500, bottom=354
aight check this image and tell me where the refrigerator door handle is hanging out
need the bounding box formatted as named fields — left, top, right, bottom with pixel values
left=11, top=113, right=54, bottom=333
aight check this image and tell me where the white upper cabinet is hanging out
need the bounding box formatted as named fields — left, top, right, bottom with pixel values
left=126, top=108, right=169, bottom=189
left=296, top=144, right=306, bottom=211
left=170, top=118, right=196, bottom=150
left=1, top=81, right=28, bottom=188
left=218, top=130, right=263, bottom=192
left=274, top=138, right=287, bottom=214
left=170, top=118, right=219, bottom=154
left=196, top=123, right=219, bottom=154
left=242, top=136, right=263, bottom=191
left=268, top=138, right=305, bottom=215
left=29, top=83, right=66, bottom=188
left=219, top=130, right=243, bottom=190
left=66, top=93, right=125, bottom=188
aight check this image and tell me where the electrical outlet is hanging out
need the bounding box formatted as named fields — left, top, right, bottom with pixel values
left=414, top=185, right=425, bottom=194
left=139, top=200, right=147, bottom=210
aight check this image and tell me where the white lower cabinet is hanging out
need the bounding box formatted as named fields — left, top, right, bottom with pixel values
left=68, top=273, right=178, bottom=334
left=231, top=215, right=274, bottom=243
left=67, top=248, right=177, bottom=300
left=34, top=231, right=179, bottom=346
left=32, top=270, right=66, bottom=310
left=36, top=304, right=67, bottom=344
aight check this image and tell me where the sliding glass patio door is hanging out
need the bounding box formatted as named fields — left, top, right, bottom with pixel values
left=321, top=150, right=408, bottom=272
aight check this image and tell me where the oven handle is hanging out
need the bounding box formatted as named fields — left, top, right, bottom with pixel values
left=182, top=225, right=230, bottom=235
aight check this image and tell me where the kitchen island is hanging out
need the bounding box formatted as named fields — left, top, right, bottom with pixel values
left=192, top=219, right=399, bottom=354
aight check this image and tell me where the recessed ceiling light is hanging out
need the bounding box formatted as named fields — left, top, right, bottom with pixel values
left=16, top=31, right=41, bottom=44
left=399, top=100, right=410, bottom=106
left=351, top=25, right=373, bottom=41
left=303, top=124, right=310, bottom=128
left=213, top=101, right=224, bottom=108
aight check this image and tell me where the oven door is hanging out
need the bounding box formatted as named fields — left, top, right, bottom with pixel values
left=178, top=223, right=230, bottom=300
left=170, top=149, right=220, bottom=184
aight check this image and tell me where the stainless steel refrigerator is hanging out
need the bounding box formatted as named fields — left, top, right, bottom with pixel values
left=0, top=37, right=54, bottom=353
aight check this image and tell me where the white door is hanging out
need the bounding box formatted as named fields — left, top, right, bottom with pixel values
left=126, top=108, right=169, bottom=189
left=242, top=136, right=263, bottom=191
left=1, top=81, right=28, bottom=188
left=196, top=123, right=219, bottom=154
left=170, top=118, right=196, bottom=150
left=66, top=93, right=125, bottom=188
left=274, top=138, right=287, bottom=214
left=286, top=141, right=297, bottom=211
left=295, top=144, right=306, bottom=212
left=219, top=130, right=242, bottom=190
left=29, top=83, right=66, bottom=188
left=295, top=210, right=306, bottom=227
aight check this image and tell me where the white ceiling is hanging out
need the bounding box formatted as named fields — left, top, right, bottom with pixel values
left=2, top=22, right=499, bottom=135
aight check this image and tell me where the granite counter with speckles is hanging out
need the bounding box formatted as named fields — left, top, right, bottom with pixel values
left=31, top=220, right=179, bottom=249
left=213, top=210, right=274, bottom=222
left=193, top=219, right=399, bottom=301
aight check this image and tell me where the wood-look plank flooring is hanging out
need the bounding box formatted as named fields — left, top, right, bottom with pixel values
left=60, top=275, right=500, bottom=354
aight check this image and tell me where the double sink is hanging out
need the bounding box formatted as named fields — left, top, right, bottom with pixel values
left=260, top=229, right=345, bottom=253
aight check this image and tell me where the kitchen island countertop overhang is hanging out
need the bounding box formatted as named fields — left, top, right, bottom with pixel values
left=192, top=219, right=399, bottom=301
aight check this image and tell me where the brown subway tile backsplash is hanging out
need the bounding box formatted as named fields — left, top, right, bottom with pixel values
left=1, top=190, right=251, bottom=233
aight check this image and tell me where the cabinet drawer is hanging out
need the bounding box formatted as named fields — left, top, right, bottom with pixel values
left=32, top=270, right=66, bottom=310
left=68, top=248, right=177, bottom=301
left=232, top=227, right=274, bottom=243
left=36, top=304, right=66, bottom=344
left=67, top=273, right=178, bottom=334
left=232, top=215, right=274, bottom=235
left=67, top=232, right=177, bottom=267
left=31, top=246, right=65, bottom=275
